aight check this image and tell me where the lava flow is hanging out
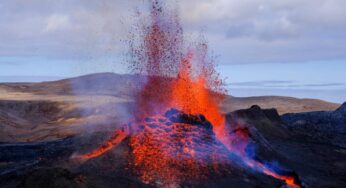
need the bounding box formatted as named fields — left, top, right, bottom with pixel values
left=75, top=0, right=302, bottom=187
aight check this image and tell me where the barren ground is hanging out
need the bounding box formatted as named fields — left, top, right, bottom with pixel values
left=0, top=73, right=340, bottom=143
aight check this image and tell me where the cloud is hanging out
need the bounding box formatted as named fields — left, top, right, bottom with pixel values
left=225, top=16, right=298, bottom=41
left=229, top=80, right=345, bottom=89
left=229, top=80, right=294, bottom=87
left=192, top=0, right=346, bottom=40
left=44, top=14, right=70, bottom=32
left=179, top=0, right=346, bottom=63
left=0, top=0, right=136, bottom=59
left=303, top=83, right=345, bottom=87
left=0, top=0, right=346, bottom=65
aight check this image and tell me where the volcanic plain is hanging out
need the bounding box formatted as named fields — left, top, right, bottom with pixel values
left=0, top=73, right=344, bottom=188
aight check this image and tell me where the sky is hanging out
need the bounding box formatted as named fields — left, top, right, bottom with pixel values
left=1, top=0, right=346, bottom=103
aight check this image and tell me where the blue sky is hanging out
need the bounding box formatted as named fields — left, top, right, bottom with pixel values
left=218, top=60, right=346, bottom=103
left=1, top=0, right=346, bottom=103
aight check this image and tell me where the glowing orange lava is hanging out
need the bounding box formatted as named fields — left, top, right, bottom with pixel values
left=128, top=113, right=230, bottom=186
left=170, top=52, right=225, bottom=128
left=78, top=129, right=128, bottom=160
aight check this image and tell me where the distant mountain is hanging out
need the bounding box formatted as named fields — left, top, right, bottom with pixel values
left=0, top=73, right=140, bottom=98
left=0, top=76, right=64, bottom=83
left=0, top=73, right=340, bottom=114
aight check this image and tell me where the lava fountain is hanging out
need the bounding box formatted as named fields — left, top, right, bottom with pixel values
left=75, top=1, right=302, bottom=187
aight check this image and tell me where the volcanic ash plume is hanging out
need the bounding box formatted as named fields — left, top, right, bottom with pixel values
left=74, top=1, right=302, bottom=187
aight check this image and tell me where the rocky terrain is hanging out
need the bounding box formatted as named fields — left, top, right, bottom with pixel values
left=0, top=105, right=345, bottom=187
left=0, top=73, right=345, bottom=187
left=282, top=102, right=346, bottom=148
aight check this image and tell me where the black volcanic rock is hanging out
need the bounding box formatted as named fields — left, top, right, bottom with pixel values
left=335, top=102, right=346, bottom=112
left=334, top=102, right=346, bottom=117
left=227, top=105, right=287, bottom=139
left=225, top=105, right=346, bottom=187
left=20, top=168, right=78, bottom=188
left=232, top=105, right=282, bottom=124
left=1, top=105, right=345, bottom=188
left=282, top=102, right=346, bottom=148
left=165, top=108, right=213, bottom=130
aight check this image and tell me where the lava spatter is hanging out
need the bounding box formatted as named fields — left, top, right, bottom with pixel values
left=129, top=109, right=230, bottom=186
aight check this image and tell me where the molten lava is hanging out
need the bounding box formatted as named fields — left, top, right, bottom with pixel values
left=78, top=128, right=128, bottom=160
left=75, top=0, right=302, bottom=187
left=129, top=109, right=230, bottom=185
left=170, top=52, right=225, bottom=129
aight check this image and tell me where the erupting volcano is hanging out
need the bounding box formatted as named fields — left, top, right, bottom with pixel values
left=75, top=1, right=302, bottom=187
